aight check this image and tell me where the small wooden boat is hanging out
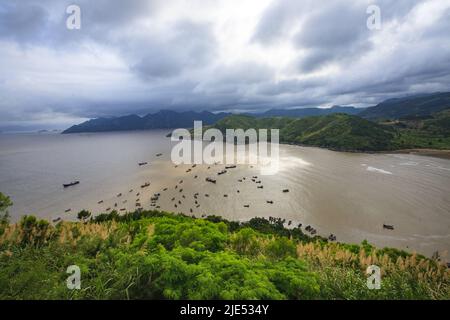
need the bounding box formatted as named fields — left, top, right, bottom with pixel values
left=52, top=217, right=61, bottom=223
left=98, top=200, right=104, bottom=204
left=244, top=205, right=250, bottom=208
left=283, top=189, right=290, bottom=193
left=217, top=170, right=227, bottom=175
left=266, top=200, right=274, bottom=204
left=117, top=193, right=122, bottom=197
left=65, top=209, right=71, bottom=213
left=141, top=182, right=150, bottom=188
left=106, top=207, right=111, bottom=211
left=138, top=162, right=148, bottom=166
left=63, top=181, right=79, bottom=188
left=225, top=165, right=237, bottom=169
left=383, top=224, right=394, bottom=230
left=156, top=153, right=163, bottom=157
left=206, top=177, right=217, bottom=184
left=257, top=186, right=264, bottom=189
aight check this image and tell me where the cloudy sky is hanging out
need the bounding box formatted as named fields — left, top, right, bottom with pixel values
left=0, top=0, right=449, bottom=130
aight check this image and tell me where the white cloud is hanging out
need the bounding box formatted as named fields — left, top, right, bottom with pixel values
left=0, top=0, right=449, bottom=127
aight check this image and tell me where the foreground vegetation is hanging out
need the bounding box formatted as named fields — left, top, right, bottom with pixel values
left=0, top=203, right=448, bottom=299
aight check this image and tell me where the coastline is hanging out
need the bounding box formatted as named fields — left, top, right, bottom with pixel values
left=388, top=148, right=450, bottom=160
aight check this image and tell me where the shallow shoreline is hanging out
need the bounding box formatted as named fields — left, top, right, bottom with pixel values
left=387, top=148, right=450, bottom=160
left=283, top=141, right=450, bottom=159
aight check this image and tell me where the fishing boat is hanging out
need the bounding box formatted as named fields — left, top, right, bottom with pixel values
left=206, top=177, right=217, bottom=184
left=63, top=181, right=79, bottom=188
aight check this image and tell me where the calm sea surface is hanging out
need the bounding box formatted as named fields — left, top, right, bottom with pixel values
left=0, top=131, right=449, bottom=258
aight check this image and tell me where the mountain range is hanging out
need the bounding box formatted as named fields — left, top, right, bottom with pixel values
left=62, top=106, right=363, bottom=134
left=359, top=92, right=450, bottom=120
left=62, top=110, right=230, bottom=134
left=62, top=92, right=450, bottom=134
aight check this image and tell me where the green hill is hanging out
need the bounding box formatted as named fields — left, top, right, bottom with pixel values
left=359, top=92, right=450, bottom=120
left=213, top=114, right=397, bottom=151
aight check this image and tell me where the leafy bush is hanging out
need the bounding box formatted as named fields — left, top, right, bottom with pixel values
left=0, top=210, right=448, bottom=300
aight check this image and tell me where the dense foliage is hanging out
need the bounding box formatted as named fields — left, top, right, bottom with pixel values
left=212, top=111, right=450, bottom=151
left=213, top=114, right=397, bottom=151
left=0, top=207, right=448, bottom=300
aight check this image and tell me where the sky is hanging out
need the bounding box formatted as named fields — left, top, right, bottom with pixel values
left=0, top=0, right=449, bottom=130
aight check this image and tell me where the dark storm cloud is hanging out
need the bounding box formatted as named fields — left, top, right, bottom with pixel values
left=130, top=21, right=217, bottom=79
left=0, top=0, right=449, bottom=128
left=293, top=2, right=371, bottom=72
left=0, top=2, right=50, bottom=44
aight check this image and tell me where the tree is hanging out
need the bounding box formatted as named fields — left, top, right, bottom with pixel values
left=0, top=192, right=13, bottom=224
left=230, top=228, right=261, bottom=257
left=265, top=237, right=297, bottom=260
left=77, top=209, right=92, bottom=222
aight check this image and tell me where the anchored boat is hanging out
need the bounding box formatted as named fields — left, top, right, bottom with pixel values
left=63, top=181, right=79, bottom=188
